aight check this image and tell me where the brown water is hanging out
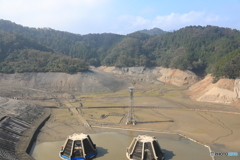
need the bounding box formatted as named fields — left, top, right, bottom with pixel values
left=31, top=132, right=212, bottom=160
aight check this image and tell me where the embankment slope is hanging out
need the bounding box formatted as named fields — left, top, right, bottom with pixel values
left=98, top=66, right=240, bottom=105
left=0, top=66, right=239, bottom=105
left=0, top=68, right=127, bottom=93
left=97, top=66, right=198, bottom=86
left=188, top=75, right=240, bottom=105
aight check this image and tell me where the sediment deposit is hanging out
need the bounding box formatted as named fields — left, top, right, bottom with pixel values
left=0, top=66, right=240, bottom=160
left=0, top=69, right=127, bottom=93
left=97, top=66, right=198, bottom=86
left=188, top=75, right=240, bottom=104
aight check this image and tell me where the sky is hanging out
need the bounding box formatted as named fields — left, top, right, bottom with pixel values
left=0, top=0, right=240, bottom=35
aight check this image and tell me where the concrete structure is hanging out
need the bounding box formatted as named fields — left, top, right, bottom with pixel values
left=60, top=133, right=97, bottom=160
left=0, top=116, right=30, bottom=160
left=126, top=135, right=164, bottom=160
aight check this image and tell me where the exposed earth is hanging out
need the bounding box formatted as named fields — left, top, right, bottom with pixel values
left=0, top=67, right=239, bottom=160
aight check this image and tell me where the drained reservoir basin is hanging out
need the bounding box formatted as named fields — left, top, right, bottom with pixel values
left=31, top=132, right=212, bottom=160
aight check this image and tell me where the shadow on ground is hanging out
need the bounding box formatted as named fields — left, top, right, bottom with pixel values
left=137, top=120, right=174, bottom=124
left=162, top=149, right=175, bottom=160
left=96, top=147, right=108, bottom=158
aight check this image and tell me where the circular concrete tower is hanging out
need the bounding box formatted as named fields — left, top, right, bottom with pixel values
left=126, top=135, right=164, bottom=160
left=60, top=133, right=97, bottom=160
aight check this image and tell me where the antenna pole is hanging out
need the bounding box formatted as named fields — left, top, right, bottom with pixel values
left=126, top=87, right=136, bottom=125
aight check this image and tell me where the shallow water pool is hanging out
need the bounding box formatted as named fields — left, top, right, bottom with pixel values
left=30, top=132, right=212, bottom=160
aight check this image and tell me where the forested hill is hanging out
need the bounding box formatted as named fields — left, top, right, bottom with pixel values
left=0, top=30, right=89, bottom=73
left=137, top=27, right=166, bottom=35
left=102, top=26, right=240, bottom=79
left=0, top=19, right=240, bottom=79
left=0, top=20, right=123, bottom=67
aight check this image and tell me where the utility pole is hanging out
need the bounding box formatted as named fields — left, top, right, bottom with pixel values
left=126, top=87, right=136, bottom=125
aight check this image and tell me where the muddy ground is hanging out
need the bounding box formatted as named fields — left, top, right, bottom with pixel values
left=0, top=70, right=239, bottom=160
left=34, top=83, right=240, bottom=154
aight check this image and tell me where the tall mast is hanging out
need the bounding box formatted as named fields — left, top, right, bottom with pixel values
left=126, top=87, right=136, bottom=125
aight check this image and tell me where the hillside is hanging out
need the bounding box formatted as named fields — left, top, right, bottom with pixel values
left=0, top=19, right=240, bottom=79
left=188, top=75, right=240, bottom=104
left=0, top=68, right=127, bottom=93
left=0, top=30, right=89, bottom=73
left=100, top=26, right=240, bottom=80
left=137, top=27, right=166, bottom=35
left=0, top=19, right=123, bottom=67
left=98, top=66, right=199, bottom=86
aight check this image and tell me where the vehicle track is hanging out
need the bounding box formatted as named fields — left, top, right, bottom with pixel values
left=63, top=97, right=95, bottom=133
left=204, top=112, right=233, bottom=143
left=196, top=112, right=233, bottom=144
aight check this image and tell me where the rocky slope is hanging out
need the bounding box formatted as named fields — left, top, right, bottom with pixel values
left=98, top=66, right=240, bottom=105
left=0, top=97, right=44, bottom=121
left=0, top=66, right=238, bottom=105
left=97, top=66, right=199, bottom=86
left=188, top=75, right=240, bottom=104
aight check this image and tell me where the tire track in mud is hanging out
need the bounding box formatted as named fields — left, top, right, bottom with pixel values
left=49, top=94, right=95, bottom=133
left=196, top=112, right=233, bottom=143
left=197, top=112, right=225, bottom=128
left=151, top=109, right=175, bottom=121
left=63, top=97, right=95, bottom=133
left=204, top=112, right=233, bottom=143
left=152, top=109, right=177, bottom=130
left=138, top=86, right=190, bottom=109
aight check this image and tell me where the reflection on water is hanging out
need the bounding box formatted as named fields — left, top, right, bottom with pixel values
left=31, top=132, right=212, bottom=160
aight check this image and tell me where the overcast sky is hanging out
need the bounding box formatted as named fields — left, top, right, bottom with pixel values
left=0, top=0, right=240, bottom=35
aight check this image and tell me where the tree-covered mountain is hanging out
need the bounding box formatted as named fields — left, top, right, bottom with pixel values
left=148, top=26, right=240, bottom=79
left=0, top=19, right=123, bottom=67
left=0, top=19, right=240, bottom=79
left=137, top=27, right=166, bottom=35
left=0, top=30, right=89, bottom=73
left=103, top=26, right=240, bottom=79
